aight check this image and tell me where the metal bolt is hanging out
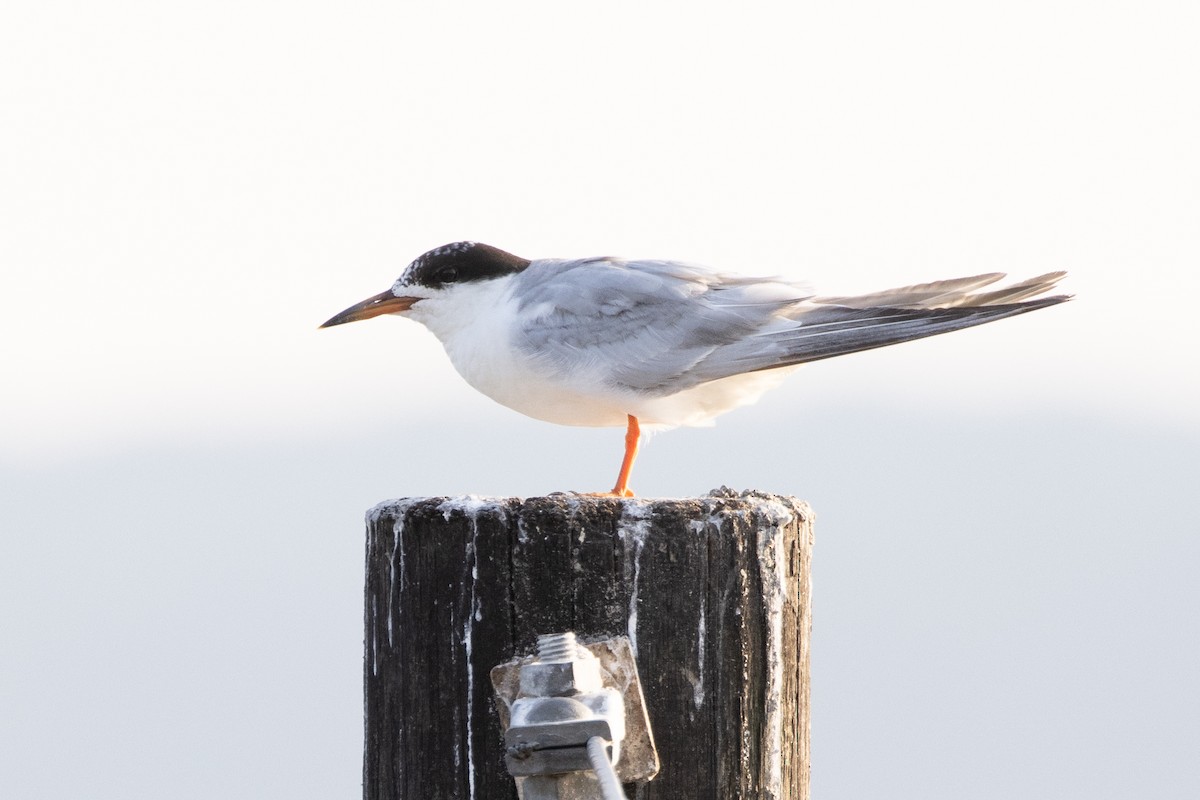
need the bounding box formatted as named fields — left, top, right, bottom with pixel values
left=537, top=631, right=588, bottom=662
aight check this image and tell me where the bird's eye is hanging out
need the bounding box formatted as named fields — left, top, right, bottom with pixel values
left=435, top=266, right=458, bottom=283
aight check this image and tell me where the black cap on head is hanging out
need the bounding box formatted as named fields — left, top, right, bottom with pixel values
left=399, top=242, right=531, bottom=289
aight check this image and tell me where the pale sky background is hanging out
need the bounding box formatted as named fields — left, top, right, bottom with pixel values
left=2, top=2, right=1198, bottom=798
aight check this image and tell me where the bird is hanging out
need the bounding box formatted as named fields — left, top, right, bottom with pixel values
left=321, top=242, right=1069, bottom=497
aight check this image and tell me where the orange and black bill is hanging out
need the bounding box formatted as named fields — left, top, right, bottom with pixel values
left=320, top=291, right=419, bottom=328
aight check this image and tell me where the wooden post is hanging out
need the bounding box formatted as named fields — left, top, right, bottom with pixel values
left=362, top=490, right=813, bottom=800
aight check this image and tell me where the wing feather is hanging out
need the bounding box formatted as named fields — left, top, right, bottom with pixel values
left=512, top=257, right=1069, bottom=396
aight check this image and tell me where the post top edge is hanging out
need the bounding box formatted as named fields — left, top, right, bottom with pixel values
left=366, top=489, right=811, bottom=524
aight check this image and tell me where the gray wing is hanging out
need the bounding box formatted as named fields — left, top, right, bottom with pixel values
left=513, top=257, right=807, bottom=393
left=514, top=258, right=1070, bottom=395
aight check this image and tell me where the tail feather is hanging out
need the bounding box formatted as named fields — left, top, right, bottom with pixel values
left=948, top=271, right=1068, bottom=307
left=808, top=271, right=1067, bottom=310
left=808, top=273, right=1005, bottom=309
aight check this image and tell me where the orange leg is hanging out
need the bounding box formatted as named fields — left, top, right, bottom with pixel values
left=610, top=415, right=641, bottom=498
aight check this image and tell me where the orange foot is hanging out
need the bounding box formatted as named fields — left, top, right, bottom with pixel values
left=581, top=415, right=642, bottom=498
left=584, top=487, right=636, bottom=499
left=609, top=415, right=640, bottom=498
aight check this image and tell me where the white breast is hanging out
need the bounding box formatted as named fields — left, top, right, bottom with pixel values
left=404, top=276, right=631, bottom=427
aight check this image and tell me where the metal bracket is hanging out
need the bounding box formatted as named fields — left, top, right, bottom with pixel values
left=491, top=634, right=659, bottom=786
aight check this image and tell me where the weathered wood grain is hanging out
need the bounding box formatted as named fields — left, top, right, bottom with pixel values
left=363, top=490, right=813, bottom=800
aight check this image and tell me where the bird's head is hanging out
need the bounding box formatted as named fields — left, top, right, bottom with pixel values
left=319, top=241, right=531, bottom=329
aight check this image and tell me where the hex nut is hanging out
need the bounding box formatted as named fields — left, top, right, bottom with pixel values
left=519, top=658, right=602, bottom=697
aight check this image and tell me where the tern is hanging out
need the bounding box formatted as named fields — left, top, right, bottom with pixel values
left=321, top=242, right=1069, bottom=496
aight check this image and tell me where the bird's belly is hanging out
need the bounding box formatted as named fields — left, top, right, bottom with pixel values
left=445, top=330, right=798, bottom=429
left=627, top=366, right=800, bottom=428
